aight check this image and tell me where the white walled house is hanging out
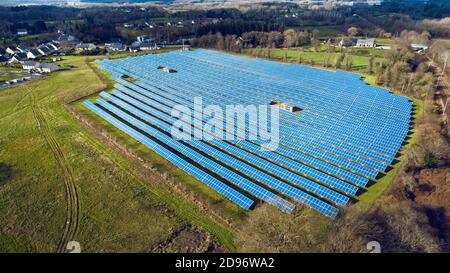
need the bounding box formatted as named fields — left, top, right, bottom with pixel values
left=22, top=61, right=38, bottom=70
left=27, top=50, right=42, bottom=59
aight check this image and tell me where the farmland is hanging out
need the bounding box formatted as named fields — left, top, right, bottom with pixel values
left=243, top=43, right=385, bottom=70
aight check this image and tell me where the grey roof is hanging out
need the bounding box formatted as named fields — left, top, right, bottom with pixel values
left=14, top=52, right=27, bottom=60
left=139, top=42, right=155, bottom=48
left=109, top=43, right=125, bottom=50
left=28, top=49, right=41, bottom=56
left=16, top=45, right=29, bottom=51
left=37, top=63, right=59, bottom=69
left=23, top=61, right=38, bottom=67
left=57, top=34, right=76, bottom=42
left=38, top=46, right=52, bottom=53
left=76, top=43, right=96, bottom=49
left=357, top=38, right=375, bottom=44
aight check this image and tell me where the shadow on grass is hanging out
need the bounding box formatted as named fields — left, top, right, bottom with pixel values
left=0, top=162, right=13, bottom=186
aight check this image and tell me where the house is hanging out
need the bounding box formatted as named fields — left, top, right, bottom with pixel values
left=47, top=43, right=59, bottom=51
left=108, top=43, right=125, bottom=51
left=16, top=45, right=29, bottom=53
left=355, top=38, right=376, bottom=48
left=139, top=43, right=158, bottom=51
left=75, top=43, right=96, bottom=51
left=9, top=53, right=27, bottom=64
left=0, top=55, right=8, bottom=65
left=57, top=34, right=76, bottom=42
left=339, top=38, right=357, bottom=47
left=37, top=46, right=52, bottom=56
left=376, top=45, right=391, bottom=50
left=22, top=61, right=38, bottom=70
left=6, top=47, right=17, bottom=55
left=36, top=63, right=59, bottom=73
left=410, top=43, right=429, bottom=51
left=27, top=49, right=42, bottom=59
left=137, top=35, right=154, bottom=43
left=17, top=29, right=28, bottom=36
left=105, top=38, right=122, bottom=47
left=129, top=45, right=140, bottom=53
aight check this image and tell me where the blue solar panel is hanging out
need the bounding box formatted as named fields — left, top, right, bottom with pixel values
left=84, top=49, right=412, bottom=218
left=97, top=91, right=339, bottom=215
left=82, top=100, right=254, bottom=210
left=106, top=84, right=350, bottom=205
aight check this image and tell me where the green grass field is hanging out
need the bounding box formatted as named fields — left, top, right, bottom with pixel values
left=0, top=74, right=22, bottom=82
left=244, top=45, right=384, bottom=70
left=0, top=53, right=238, bottom=252
left=0, top=67, right=23, bottom=72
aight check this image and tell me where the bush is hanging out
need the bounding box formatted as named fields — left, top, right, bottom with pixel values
left=424, top=151, right=440, bottom=168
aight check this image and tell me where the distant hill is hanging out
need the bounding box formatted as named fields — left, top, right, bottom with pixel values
left=80, top=0, right=173, bottom=2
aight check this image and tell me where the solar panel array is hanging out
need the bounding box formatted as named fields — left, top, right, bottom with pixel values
left=83, top=49, right=412, bottom=218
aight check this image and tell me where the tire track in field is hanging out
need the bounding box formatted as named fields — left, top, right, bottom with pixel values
left=29, top=89, right=80, bottom=253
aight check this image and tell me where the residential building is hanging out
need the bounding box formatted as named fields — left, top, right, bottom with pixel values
left=108, top=43, right=125, bottom=51
left=137, top=35, right=154, bottom=43
left=36, top=63, right=59, bottom=73
left=37, top=46, right=52, bottom=56
left=16, top=45, right=29, bottom=53
left=17, top=29, right=28, bottom=36
left=47, top=43, right=59, bottom=51
left=139, top=43, right=158, bottom=51
left=6, top=47, right=16, bottom=55
left=129, top=45, right=140, bottom=53
left=355, top=38, right=376, bottom=48
left=9, top=53, right=27, bottom=64
left=75, top=43, right=96, bottom=51
left=339, top=38, right=357, bottom=47
left=105, top=38, right=122, bottom=47
left=410, top=43, right=429, bottom=51
left=22, top=61, right=38, bottom=70
left=27, top=50, right=42, bottom=59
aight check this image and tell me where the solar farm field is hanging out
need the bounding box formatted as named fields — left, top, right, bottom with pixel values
left=83, top=49, right=413, bottom=218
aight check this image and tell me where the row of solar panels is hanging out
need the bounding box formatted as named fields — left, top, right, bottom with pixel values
left=183, top=50, right=412, bottom=117
left=110, top=80, right=359, bottom=197
left=89, top=51, right=411, bottom=217
left=116, top=77, right=367, bottom=189
left=101, top=62, right=379, bottom=184
left=188, top=50, right=411, bottom=111
left=165, top=52, right=411, bottom=123
left=103, top=53, right=410, bottom=161
left=140, top=53, right=411, bottom=145
left=83, top=88, right=340, bottom=217
left=99, top=60, right=394, bottom=181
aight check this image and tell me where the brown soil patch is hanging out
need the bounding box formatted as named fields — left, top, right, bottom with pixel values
left=413, top=167, right=450, bottom=218
left=151, top=224, right=225, bottom=253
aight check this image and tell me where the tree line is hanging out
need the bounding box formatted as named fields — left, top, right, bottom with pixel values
left=191, top=29, right=312, bottom=52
